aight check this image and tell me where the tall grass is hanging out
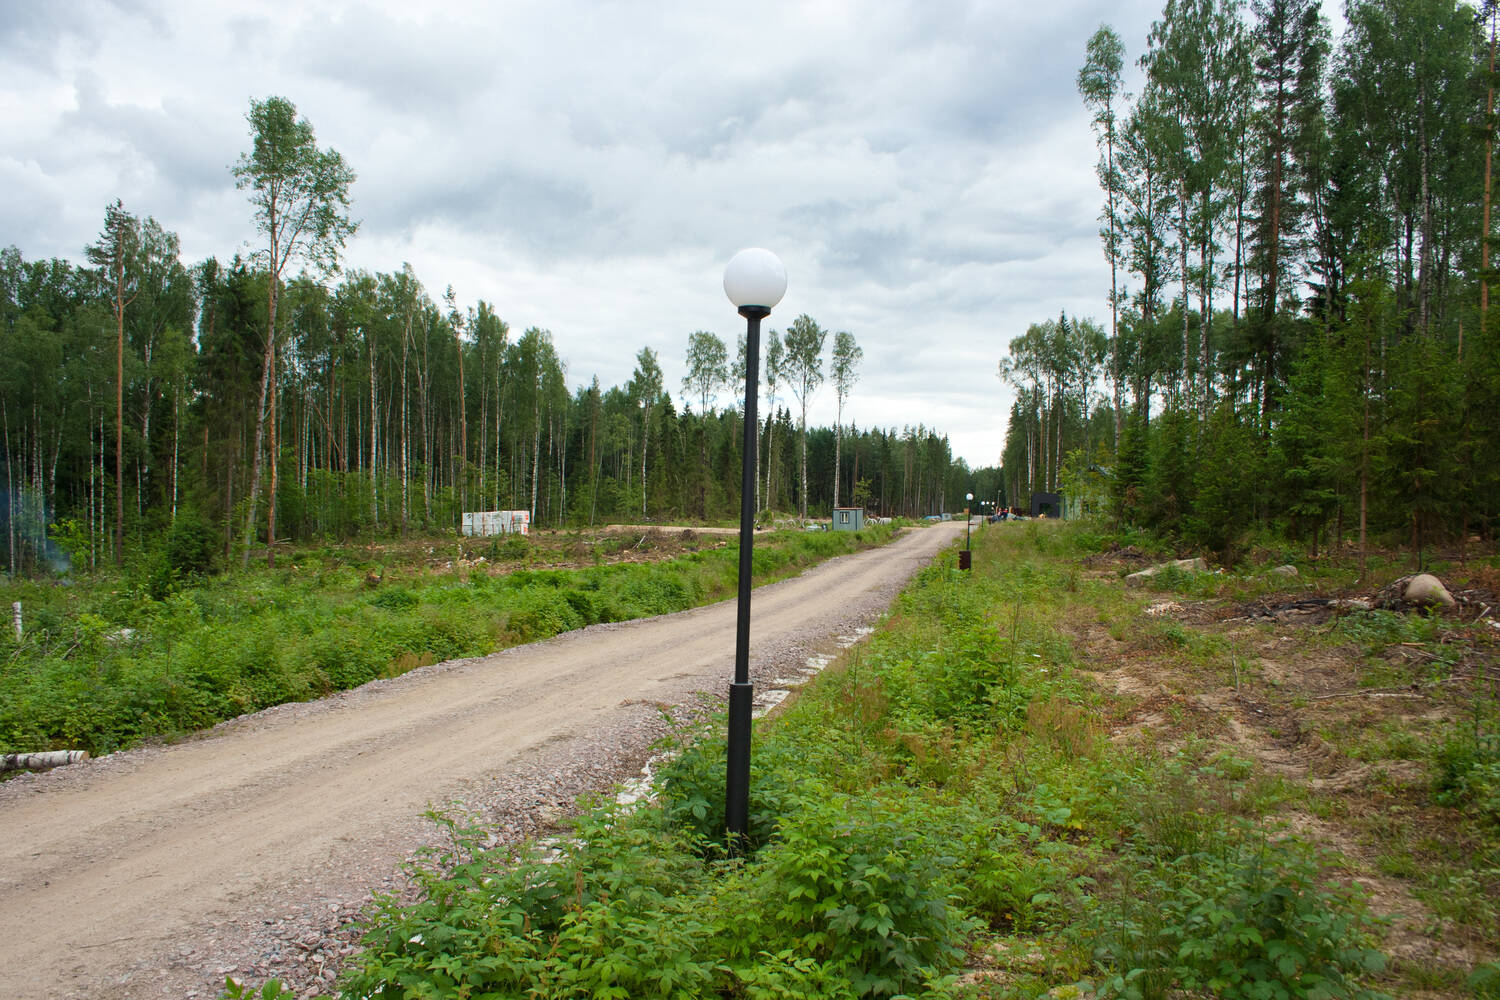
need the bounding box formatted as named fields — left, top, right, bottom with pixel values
left=226, top=522, right=1393, bottom=1000
left=0, top=526, right=898, bottom=755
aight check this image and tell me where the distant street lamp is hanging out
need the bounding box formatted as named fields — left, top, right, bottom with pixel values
left=961, top=492, right=974, bottom=570
left=722, top=247, right=787, bottom=844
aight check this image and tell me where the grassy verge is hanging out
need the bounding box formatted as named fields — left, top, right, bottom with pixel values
left=0, top=524, right=901, bottom=757
left=231, top=518, right=1500, bottom=999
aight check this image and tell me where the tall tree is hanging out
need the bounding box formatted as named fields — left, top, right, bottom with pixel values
left=1079, top=24, right=1129, bottom=447
left=763, top=330, right=785, bottom=512
left=84, top=200, right=140, bottom=566
left=681, top=330, right=729, bottom=414
left=780, top=314, right=827, bottom=518
left=1335, top=0, right=1481, bottom=337
left=829, top=330, right=862, bottom=510
left=1145, top=0, right=1253, bottom=416
left=1246, top=0, right=1330, bottom=427
left=234, top=95, right=357, bottom=567
left=628, top=347, right=663, bottom=517
left=1483, top=1, right=1499, bottom=330
left=444, top=285, right=467, bottom=516
left=682, top=330, right=728, bottom=518
left=127, top=218, right=194, bottom=523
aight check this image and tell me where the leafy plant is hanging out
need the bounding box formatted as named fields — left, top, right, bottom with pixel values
left=1090, top=828, right=1389, bottom=1000
left=728, top=789, right=974, bottom=998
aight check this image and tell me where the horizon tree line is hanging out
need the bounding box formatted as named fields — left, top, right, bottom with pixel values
left=998, top=0, right=1500, bottom=563
left=0, top=97, right=974, bottom=576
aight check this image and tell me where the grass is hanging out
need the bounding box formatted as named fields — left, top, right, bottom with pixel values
left=0, top=522, right=903, bottom=757
left=219, top=518, right=1500, bottom=999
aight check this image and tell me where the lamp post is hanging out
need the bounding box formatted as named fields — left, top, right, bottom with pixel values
left=961, top=492, right=974, bottom=570
left=722, top=247, right=787, bottom=843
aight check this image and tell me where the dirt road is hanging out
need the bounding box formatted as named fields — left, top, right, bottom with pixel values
left=0, top=522, right=964, bottom=999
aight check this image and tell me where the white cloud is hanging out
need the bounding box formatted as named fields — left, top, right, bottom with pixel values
left=0, top=0, right=1201, bottom=468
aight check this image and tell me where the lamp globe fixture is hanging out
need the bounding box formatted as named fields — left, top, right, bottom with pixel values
left=723, top=248, right=787, bottom=310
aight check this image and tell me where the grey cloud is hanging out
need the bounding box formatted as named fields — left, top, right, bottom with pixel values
left=6, top=0, right=1176, bottom=466
left=59, top=75, right=238, bottom=201
left=292, top=10, right=493, bottom=115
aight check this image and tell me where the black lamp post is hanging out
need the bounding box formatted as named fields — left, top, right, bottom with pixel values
left=722, top=248, right=787, bottom=843
left=960, top=492, right=974, bottom=570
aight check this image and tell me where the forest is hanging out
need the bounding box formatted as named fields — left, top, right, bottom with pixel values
left=0, top=99, right=979, bottom=576
left=1003, top=0, right=1500, bottom=565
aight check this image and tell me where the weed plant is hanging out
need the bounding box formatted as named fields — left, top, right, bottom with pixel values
left=0, top=526, right=896, bottom=756
left=227, top=522, right=1398, bottom=1000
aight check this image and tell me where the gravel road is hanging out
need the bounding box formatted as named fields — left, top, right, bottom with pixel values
left=0, top=522, right=964, bottom=1000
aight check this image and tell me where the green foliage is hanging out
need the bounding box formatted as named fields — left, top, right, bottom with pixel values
left=219, top=521, right=1399, bottom=1000
left=340, top=812, right=717, bottom=1000
left=657, top=724, right=803, bottom=852
left=1186, top=402, right=1262, bottom=564
left=1330, top=608, right=1441, bottom=654
left=1084, top=758, right=1389, bottom=1000
left=221, top=978, right=297, bottom=1000
left=1433, top=714, right=1500, bottom=826
left=488, top=533, right=531, bottom=561
left=47, top=518, right=90, bottom=574
left=0, top=528, right=896, bottom=755
left=1091, top=831, right=1388, bottom=1000
left=1471, top=961, right=1500, bottom=998
left=165, top=512, right=219, bottom=578
left=736, top=789, right=973, bottom=997
left=334, top=791, right=969, bottom=1000
left=369, top=587, right=418, bottom=610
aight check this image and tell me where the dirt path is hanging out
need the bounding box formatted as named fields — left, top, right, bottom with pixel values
left=0, top=523, right=963, bottom=1000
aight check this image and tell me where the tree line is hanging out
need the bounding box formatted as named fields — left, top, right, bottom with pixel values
left=0, top=98, right=976, bottom=575
left=1001, top=0, right=1500, bottom=564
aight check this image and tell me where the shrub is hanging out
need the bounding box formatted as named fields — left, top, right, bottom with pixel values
left=1089, top=826, right=1388, bottom=1000
left=733, top=789, right=973, bottom=998
left=1434, top=728, right=1500, bottom=826
left=370, top=588, right=418, bottom=610
left=657, top=724, right=804, bottom=853
left=165, top=512, right=219, bottom=578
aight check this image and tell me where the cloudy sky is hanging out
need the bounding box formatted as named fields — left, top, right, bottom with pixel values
left=5, top=0, right=1198, bottom=468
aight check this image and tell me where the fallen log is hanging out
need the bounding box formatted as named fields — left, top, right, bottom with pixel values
left=1, top=750, right=90, bottom=772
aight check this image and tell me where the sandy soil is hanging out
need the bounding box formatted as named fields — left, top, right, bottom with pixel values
left=0, top=522, right=964, bottom=1000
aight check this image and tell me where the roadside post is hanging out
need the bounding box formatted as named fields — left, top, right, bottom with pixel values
left=960, top=492, right=973, bottom=570
left=722, top=248, right=787, bottom=844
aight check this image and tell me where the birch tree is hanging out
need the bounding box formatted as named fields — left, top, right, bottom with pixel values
left=830, top=330, right=862, bottom=510
left=781, top=314, right=827, bottom=518
left=629, top=347, right=663, bottom=517
left=234, top=95, right=357, bottom=567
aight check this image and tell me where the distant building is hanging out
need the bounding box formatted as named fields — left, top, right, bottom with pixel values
left=831, top=507, right=865, bottom=531
left=1029, top=492, right=1062, bottom=519
left=461, top=510, right=530, bottom=536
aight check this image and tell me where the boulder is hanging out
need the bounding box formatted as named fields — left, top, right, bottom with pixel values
left=1373, top=573, right=1457, bottom=612
left=1125, top=557, right=1210, bottom=587
left=1403, top=573, right=1456, bottom=609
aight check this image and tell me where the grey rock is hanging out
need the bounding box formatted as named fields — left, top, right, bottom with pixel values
left=1125, top=557, right=1210, bottom=587
left=1403, top=573, right=1456, bottom=609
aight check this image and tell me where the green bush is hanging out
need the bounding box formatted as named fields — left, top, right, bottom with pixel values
left=506, top=587, right=585, bottom=642
left=165, top=512, right=219, bottom=578
left=369, top=587, right=418, bottom=610
left=657, top=725, right=805, bottom=853
left=341, top=813, right=720, bottom=1000
left=736, top=790, right=973, bottom=998
left=490, top=533, right=530, bottom=561
left=1090, top=827, right=1388, bottom=1000
left=1434, top=729, right=1500, bottom=826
